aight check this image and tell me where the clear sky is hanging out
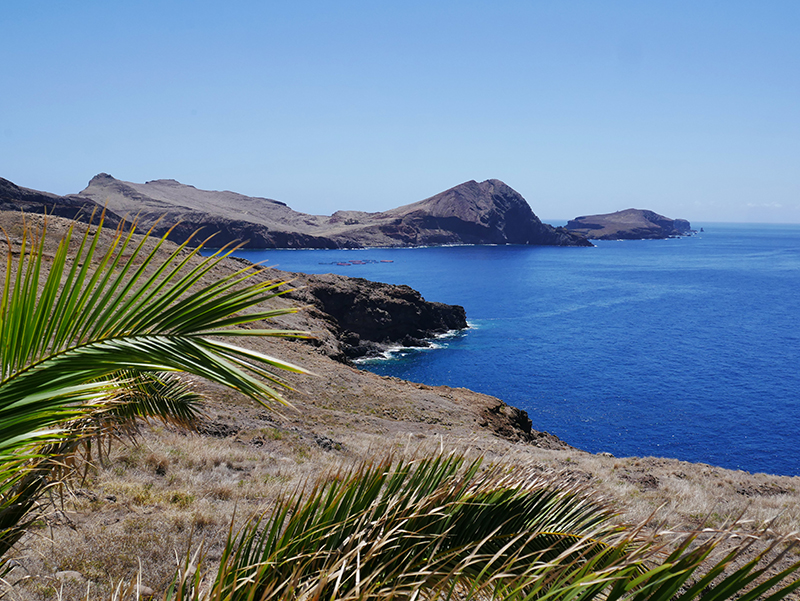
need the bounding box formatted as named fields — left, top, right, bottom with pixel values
left=2, top=1, right=799, bottom=223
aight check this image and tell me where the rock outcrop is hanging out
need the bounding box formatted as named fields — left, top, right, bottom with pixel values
left=284, top=272, right=467, bottom=360
left=479, top=400, right=568, bottom=447
left=566, top=209, right=692, bottom=240
left=74, top=174, right=591, bottom=248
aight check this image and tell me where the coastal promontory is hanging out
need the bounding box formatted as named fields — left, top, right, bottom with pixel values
left=283, top=271, right=468, bottom=360
left=566, top=209, right=692, bottom=240
left=57, top=174, right=590, bottom=248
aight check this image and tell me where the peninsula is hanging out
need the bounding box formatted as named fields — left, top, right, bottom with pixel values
left=0, top=175, right=591, bottom=248
left=566, top=208, right=692, bottom=240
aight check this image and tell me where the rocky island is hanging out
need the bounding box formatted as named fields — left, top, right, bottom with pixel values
left=1, top=175, right=591, bottom=248
left=566, top=208, right=692, bottom=240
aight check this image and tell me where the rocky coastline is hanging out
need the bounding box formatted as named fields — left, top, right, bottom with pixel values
left=284, top=271, right=467, bottom=360
left=3, top=209, right=800, bottom=597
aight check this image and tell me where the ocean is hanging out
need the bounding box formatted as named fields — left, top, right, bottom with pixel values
left=231, top=223, right=800, bottom=476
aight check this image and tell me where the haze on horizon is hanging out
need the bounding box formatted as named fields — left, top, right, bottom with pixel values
left=2, top=1, right=799, bottom=224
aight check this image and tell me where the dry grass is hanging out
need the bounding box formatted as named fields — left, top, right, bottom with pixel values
left=2, top=212, right=800, bottom=599
left=6, top=411, right=800, bottom=599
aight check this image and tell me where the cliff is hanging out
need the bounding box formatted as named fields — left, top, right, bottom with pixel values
left=73, top=174, right=591, bottom=248
left=566, top=209, right=692, bottom=240
left=284, top=271, right=467, bottom=360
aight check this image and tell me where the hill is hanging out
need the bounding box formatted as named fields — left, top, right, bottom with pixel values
left=566, top=208, right=692, bottom=240
left=71, top=174, right=590, bottom=247
left=1, top=174, right=591, bottom=248
left=1, top=211, right=799, bottom=598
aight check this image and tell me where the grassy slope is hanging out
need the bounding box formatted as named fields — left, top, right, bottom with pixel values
left=2, top=212, right=799, bottom=599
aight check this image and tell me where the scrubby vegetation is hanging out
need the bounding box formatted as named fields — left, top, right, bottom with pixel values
left=2, top=215, right=800, bottom=600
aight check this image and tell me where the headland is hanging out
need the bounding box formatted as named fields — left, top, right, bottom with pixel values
left=566, top=208, right=692, bottom=240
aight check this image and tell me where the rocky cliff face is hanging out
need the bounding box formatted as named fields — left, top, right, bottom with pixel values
left=566, top=209, right=692, bottom=240
left=284, top=272, right=468, bottom=360
left=74, top=174, right=591, bottom=248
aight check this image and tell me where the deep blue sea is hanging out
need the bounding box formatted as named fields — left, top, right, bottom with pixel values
left=231, top=223, right=800, bottom=476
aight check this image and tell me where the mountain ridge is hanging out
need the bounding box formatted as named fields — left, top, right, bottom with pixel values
left=76, top=174, right=592, bottom=248
left=1, top=174, right=592, bottom=248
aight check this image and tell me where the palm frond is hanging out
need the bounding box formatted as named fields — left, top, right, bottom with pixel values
left=195, top=453, right=800, bottom=601
left=0, top=371, right=203, bottom=561
left=0, top=215, right=309, bottom=465
left=0, top=214, right=311, bottom=563
left=99, top=370, right=203, bottom=430
left=204, top=453, right=625, bottom=600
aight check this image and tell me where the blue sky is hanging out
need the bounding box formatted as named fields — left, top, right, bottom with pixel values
left=2, top=1, right=799, bottom=223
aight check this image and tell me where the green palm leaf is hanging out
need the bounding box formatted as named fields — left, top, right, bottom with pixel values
left=0, top=371, right=203, bottom=559
left=0, top=215, right=307, bottom=460
left=0, top=214, right=310, bottom=561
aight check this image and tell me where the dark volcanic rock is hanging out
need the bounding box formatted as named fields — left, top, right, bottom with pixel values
left=285, top=272, right=467, bottom=360
left=480, top=400, right=571, bottom=448
left=566, top=209, right=692, bottom=240
left=735, top=482, right=791, bottom=497
left=74, top=174, right=592, bottom=248
left=621, top=472, right=660, bottom=490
